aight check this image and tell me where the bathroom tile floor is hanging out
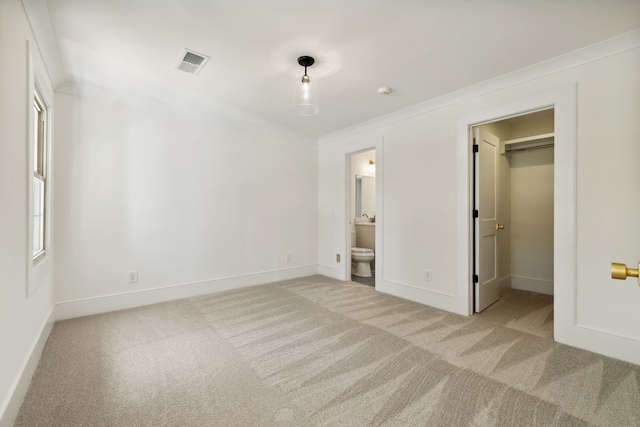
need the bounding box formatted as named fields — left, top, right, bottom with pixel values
left=351, top=270, right=375, bottom=287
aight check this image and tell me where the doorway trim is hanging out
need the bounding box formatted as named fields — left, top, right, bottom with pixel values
left=455, top=85, right=576, bottom=344
left=344, top=137, right=384, bottom=285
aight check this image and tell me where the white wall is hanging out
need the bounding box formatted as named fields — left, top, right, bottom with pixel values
left=0, top=1, right=56, bottom=424
left=318, top=45, right=640, bottom=363
left=509, top=110, right=554, bottom=139
left=508, top=113, right=554, bottom=294
left=509, top=147, right=554, bottom=294
left=1, top=1, right=318, bottom=418
left=574, top=47, right=640, bottom=347
left=53, top=89, right=318, bottom=316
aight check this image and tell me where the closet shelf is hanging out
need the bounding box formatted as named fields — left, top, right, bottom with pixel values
left=502, top=132, right=554, bottom=155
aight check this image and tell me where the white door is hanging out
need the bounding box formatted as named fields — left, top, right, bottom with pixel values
left=474, top=127, right=500, bottom=312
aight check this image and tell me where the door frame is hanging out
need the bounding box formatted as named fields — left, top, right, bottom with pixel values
left=344, top=137, right=384, bottom=285
left=455, top=85, right=576, bottom=344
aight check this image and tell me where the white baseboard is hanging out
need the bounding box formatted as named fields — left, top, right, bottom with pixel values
left=0, top=308, right=55, bottom=427
left=55, top=265, right=318, bottom=321
left=376, top=278, right=467, bottom=316
left=556, top=321, right=640, bottom=366
left=317, top=264, right=344, bottom=281
left=511, top=275, right=554, bottom=295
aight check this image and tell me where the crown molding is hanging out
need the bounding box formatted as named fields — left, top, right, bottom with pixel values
left=318, top=28, right=640, bottom=144
left=21, top=0, right=66, bottom=88
left=56, top=80, right=318, bottom=145
left=21, top=1, right=639, bottom=147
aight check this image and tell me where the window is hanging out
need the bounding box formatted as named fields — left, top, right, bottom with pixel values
left=33, top=90, right=47, bottom=262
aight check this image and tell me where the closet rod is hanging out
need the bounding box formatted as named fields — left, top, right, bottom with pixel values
left=502, top=143, right=554, bottom=155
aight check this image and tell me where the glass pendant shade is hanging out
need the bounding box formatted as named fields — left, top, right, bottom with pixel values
left=292, top=75, right=319, bottom=116
left=292, top=56, right=319, bottom=116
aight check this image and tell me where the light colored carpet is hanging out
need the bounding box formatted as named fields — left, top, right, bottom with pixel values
left=15, top=275, right=640, bottom=426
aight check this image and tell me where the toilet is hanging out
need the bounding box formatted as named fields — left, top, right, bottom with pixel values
left=351, top=229, right=375, bottom=277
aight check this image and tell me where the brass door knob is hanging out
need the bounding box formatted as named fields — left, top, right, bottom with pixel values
left=496, top=224, right=505, bottom=230
left=611, top=262, right=639, bottom=285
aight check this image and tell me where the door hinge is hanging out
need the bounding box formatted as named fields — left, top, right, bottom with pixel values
left=473, top=144, right=479, bottom=153
left=473, top=274, right=479, bottom=283
left=472, top=209, right=479, bottom=218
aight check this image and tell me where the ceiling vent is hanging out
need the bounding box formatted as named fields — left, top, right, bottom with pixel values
left=175, top=49, right=210, bottom=75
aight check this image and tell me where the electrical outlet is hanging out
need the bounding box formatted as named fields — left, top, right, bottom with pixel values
left=129, top=271, right=138, bottom=283
left=285, top=253, right=292, bottom=262
left=424, top=270, right=432, bottom=281
left=336, top=253, right=341, bottom=263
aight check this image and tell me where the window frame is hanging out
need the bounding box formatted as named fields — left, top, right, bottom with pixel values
left=32, top=89, right=47, bottom=264
left=26, top=40, right=54, bottom=296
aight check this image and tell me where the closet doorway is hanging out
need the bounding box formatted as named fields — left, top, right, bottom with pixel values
left=473, top=109, right=555, bottom=337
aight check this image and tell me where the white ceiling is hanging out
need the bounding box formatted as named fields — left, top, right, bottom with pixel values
left=39, top=0, right=640, bottom=140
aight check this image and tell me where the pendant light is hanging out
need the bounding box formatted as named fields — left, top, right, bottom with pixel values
left=292, top=56, right=319, bottom=116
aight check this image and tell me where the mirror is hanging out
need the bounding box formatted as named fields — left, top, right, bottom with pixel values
left=355, top=175, right=376, bottom=218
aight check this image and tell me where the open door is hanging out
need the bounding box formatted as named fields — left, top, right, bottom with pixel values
left=474, top=127, right=500, bottom=312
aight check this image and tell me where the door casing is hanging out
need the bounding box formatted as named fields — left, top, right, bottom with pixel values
left=456, top=85, right=576, bottom=342
left=344, top=137, right=384, bottom=285
left=346, top=149, right=376, bottom=280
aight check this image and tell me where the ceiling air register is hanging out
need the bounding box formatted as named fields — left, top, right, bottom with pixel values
left=175, top=49, right=210, bottom=75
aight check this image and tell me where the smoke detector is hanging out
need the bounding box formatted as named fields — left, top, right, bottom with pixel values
left=175, top=49, right=210, bottom=75
left=378, top=87, right=392, bottom=96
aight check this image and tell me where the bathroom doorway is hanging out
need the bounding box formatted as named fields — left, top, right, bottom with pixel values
left=349, top=149, right=376, bottom=287
left=473, top=109, right=555, bottom=338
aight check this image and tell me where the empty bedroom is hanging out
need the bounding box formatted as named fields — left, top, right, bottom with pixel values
left=1, top=1, right=640, bottom=425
